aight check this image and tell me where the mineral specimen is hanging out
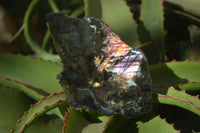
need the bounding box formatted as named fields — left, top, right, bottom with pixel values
left=47, top=12, right=152, bottom=118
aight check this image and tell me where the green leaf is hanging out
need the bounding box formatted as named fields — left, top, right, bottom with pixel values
left=165, top=0, right=200, bottom=17
left=164, top=1, right=200, bottom=35
left=24, top=0, right=60, bottom=62
left=153, top=85, right=200, bottom=116
left=70, top=6, right=84, bottom=18
left=11, top=92, right=66, bottom=133
left=150, top=61, right=200, bottom=87
left=48, top=0, right=60, bottom=12
left=177, top=82, right=200, bottom=94
left=0, top=76, right=43, bottom=101
left=84, top=0, right=102, bottom=18
left=100, top=0, right=139, bottom=47
left=81, top=116, right=109, bottom=133
left=137, top=115, right=178, bottom=133
left=153, top=94, right=200, bottom=116
left=42, top=30, right=51, bottom=50
left=154, top=87, right=200, bottom=107
left=167, top=61, right=200, bottom=82
left=188, top=25, right=200, bottom=60
left=0, top=54, right=62, bottom=94
left=0, top=87, right=32, bottom=133
left=0, top=76, right=64, bottom=119
left=63, top=109, right=90, bottom=133
left=141, top=0, right=164, bottom=64
left=103, top=115, right=137, bottom=133
left=26, top=116, right=63, bottom=133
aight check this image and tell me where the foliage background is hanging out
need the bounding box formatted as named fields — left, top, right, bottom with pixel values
left=0, top=0, right=200, bottom=133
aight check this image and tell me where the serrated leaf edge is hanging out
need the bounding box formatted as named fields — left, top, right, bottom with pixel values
left=153, top=93, right=200, bottom=116
left=102, top=115, right=114, bottom=133
left=11, top=92, right=66, bottom=133
left=62, top=108, right=70, bottom=133
left=0, top=76, right=44, bottom=100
